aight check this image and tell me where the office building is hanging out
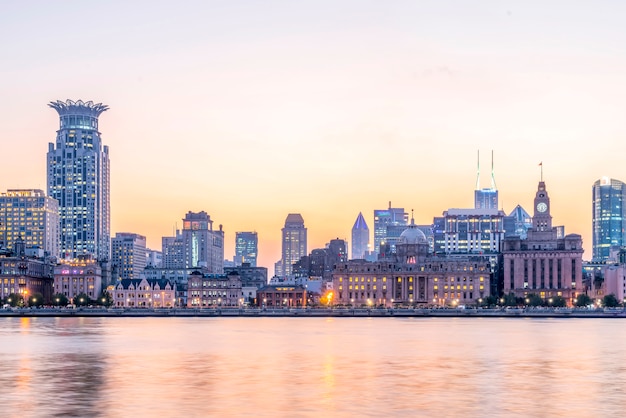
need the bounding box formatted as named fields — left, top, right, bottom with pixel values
left=373, top=202, right=408, bottom=255
left=182, top=211, right=224, bottom=273
left=111, top=233, right=147, bottom=280
left=502, top=180, right=584, bottom=303
left=162, top=232, right=184, bottom=269
left=592, top=177, right=626, bottom=262
left=54, top=257, right=103, bottom=303
left=333, top=218, right=491, bottom=307
left=277, top=213, right=307, bottom=277
left=0, top=189, right=59, bottom=259
left=234, top=232, right=258, bottom=267
left=351, top=212, right=369, bottom=259
left=47, top=99, right=110, bottom=261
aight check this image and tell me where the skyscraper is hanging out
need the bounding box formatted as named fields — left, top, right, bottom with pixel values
left=0, top=189, right=59, bottom=258
left=592, top=177, right=626, bottom=262
left=373, top=203, right=408, bottom=255
left=279, top=213, right=307, bottom=277
left=47, top=99, right=110, bottom=261
left=111, top=233, right=147, bottom=280
left=474, top=150, right=498, bottom=210
left=351, top=212, right=369, bottom=259
left=234, top=232, right=258, bottom=267
left=182, top=211, right=224, bottom=273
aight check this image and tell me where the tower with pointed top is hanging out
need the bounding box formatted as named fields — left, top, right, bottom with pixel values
left=351, top=212, right=369, bottom=259
left=47, top=99, right=110, bottom=261
left=474, top=150, right=498, bottom=210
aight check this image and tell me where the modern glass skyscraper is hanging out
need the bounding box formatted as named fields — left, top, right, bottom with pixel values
left=235, top=231, right=258, bottom=267
left=351, top=212, right=369, bottom=259
left=280, top=213, right=307, bottom=277
left=474, top=150, right=498, bottom=210
left=182, top=211, right=224, bottom=273
left=47, top=100, right=110, bottom=261
left=373, top=203, right=408, bottom=255
left=0, top=189, right=60, bottom=258
left=592, top=177, right=626, bottom=262
left=111, top=232, right=147, bottom=280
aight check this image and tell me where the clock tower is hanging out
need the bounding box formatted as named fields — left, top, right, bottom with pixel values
left=532, top=181, right=553, bottom=233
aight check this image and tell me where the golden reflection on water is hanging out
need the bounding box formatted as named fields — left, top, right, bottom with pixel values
left=1, top=317, right=626, bottom=417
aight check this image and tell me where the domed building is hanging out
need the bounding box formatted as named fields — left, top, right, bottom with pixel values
left=333, top=214, right=492, bottom=307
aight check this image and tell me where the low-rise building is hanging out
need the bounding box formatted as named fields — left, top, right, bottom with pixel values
left=54, top=257, right=102, bottom=303
left=187, top=271, right=242, bottom=308
left=111, top=278, right=176, bottom=308
left=257, top=285, right=307, bottom=307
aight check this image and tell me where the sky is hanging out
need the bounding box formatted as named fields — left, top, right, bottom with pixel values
left=1, top=1, right=626, bottom=271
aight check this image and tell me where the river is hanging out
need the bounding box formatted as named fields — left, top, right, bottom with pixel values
left=1, top=316, right=624, bottom=417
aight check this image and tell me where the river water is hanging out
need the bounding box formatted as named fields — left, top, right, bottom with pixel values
left=0, top=316, right=625, bottom=417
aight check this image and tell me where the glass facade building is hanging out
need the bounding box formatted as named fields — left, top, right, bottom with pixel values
left=235, top=232, right=258, bottom=267
left=47, top=100, right=110, bottom=261
left=373, top=203, right=408, bottom=255
left=592, top=177, right=626, bottom=262
left=0, top=189, right=59, bottom=258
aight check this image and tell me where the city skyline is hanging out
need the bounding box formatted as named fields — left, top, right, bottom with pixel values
left=2, top=2, right=626, bottom=269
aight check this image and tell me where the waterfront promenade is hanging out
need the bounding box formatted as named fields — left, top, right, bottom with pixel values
left=1, top=306, right=625, bottom=318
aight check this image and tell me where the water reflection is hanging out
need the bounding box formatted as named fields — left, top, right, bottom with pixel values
left=1, top=317, right=626, bottom=417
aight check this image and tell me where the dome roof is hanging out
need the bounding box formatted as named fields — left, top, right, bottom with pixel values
left=398, top=222, right=428, bottom=245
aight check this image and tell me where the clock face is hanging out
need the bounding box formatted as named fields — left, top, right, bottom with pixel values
left=537, top=202, right=548, bottom=213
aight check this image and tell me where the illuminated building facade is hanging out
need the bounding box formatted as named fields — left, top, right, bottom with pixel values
left=592, top=177, right=626, bottom=262
left=182, top=211, right=224, bottom=273
left=0, top=239, right=55, bottom=304
left=278, top=213, right=307, bottom=277
left=53, top=257, right=102, bottom=302
left=234, top=231, right=258, bottom=267
left=0, top=189, right=59, bottom=258
left=186, top=271, right=242, bottom=307
left=257, top=284, right=307, bottom=307
left=333, top=219, right=491, bottom=307
left=111, top=278, right=176, bottom=308
left=474, top=150, right=498, bottom=210
left=47, top=99, right=110, bottom=261
left=433, top=208, right=507, bottom=255
left=373, top=202, right=408, bottom=255
left=111, top=232, right=147, bottom=280
left=502, top=181, right=584, bottom=303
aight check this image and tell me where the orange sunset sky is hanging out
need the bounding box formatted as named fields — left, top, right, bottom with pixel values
left=2, top=1, right=626, bottom=272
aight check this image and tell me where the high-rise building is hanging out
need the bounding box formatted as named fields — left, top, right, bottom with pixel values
left=234, top=232, right=258, bottom=267
left=111, top=233, right=147, bottom=280
left=351, top=212, right=369, bottom=259
left=0, top=189, right=59, bottom=258
left=279, top=213, right=307, bottom=277
left=474, top=150, right=498, bottom=210
left=162, top=231, right=184, bottom=269
left=373, top=202, right=408, bottom=255
left=592, top=177, right=626, bottom=262
left=182, top=211, right=224, bottom=273
left=47, top=99, right=110, bottom=261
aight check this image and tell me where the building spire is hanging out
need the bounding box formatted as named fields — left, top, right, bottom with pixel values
left=490, top=150, right=497, bottom=190
left=476, top=150, right=480, bottom=190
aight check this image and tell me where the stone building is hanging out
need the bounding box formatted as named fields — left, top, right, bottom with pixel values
left=186, top=271, right=242, bottom=308
left=501, top=181, right=584, bottom=303
left=333, top=219, right=491, bottom=307
left=111, top=278, right=176, bottom=308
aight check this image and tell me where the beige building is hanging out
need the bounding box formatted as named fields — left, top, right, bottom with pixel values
left=333, top=219, right=491, bottom=307
left=187, top=271, right=242, bottom=308
left=111, top=278, right=176, bottom=308
left=502, top=181, right=584, bottom=303
left=54, top=257, right=103, bottom=302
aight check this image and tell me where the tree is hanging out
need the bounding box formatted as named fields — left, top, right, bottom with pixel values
left=74, top=293, right=91, bottom=307
left=482, top=295, right=498, bottom=307
left=5, top=293, right=23, bottom=307
left=52, top=293, right=69, bottom=306
left=504, top=293, right=517, bottom=306
left=550, top=296, right=567, bottom=307
left=97, top=291, right=113, bottom=307
left=575, top=294, right=592, bottom=307
left=28, top=292, right=44, bottom=307
left=526, top=294, right=543, bottom=307
left=603, top=294, right=620, bottom=308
